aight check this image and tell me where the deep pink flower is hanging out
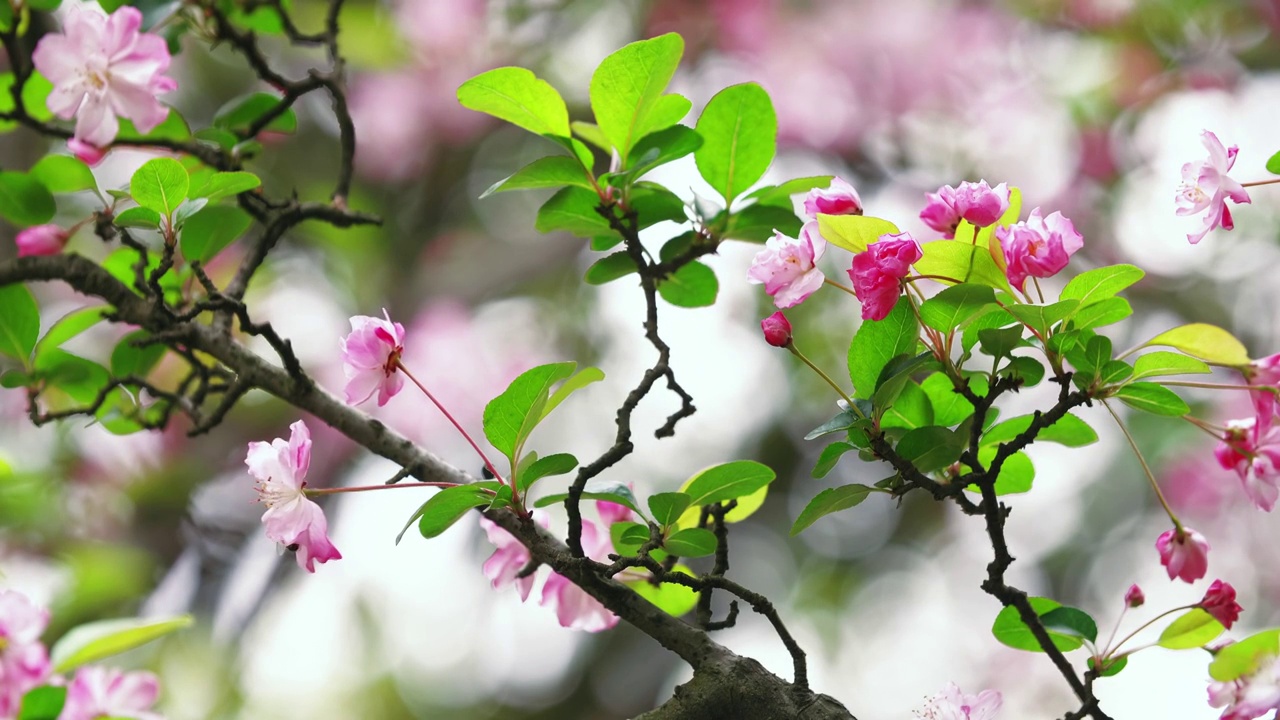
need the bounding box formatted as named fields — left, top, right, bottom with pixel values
left=540, top=519, right=620, bottom=632
left=997, top=207, right=1083, bottom=292
left=747, top=223, right=827, bottom=309
left=761, top=311, right=792, bottom=348
left=14, top=225, right=69, bottom=257
left=1200, top=580, right=1243, bottom=629
left=33, top=5, right=176, bottom=148
left=803, top=177, right=862, bottom=219
left=68, top=138, right=107, bottom=166
left=1214, top=418, right=1280, bottom=512
left=848, top=232, right=922, bottom=321
left=1209, top=654, right=1280, bottom=720
left=60, top=666, right=162, bottom=720
left=245, top=420, right=342, bottom=573
left=1177, top=130, right=1251, bottom=245
left=0, top=590, right=51, bottom=719
left=596, top=497, right=635, bottom=528
left=1125, top=584, right=1145, bottom=608
left=341, top=310, right=406, bottom=407
left=1245, top=354, right=1280, bottom=422
left=479, top=512, right=548, bottom=602
left=1156, top=526, right=1210, bottom=583
left=920, top=184, right=961, bottom=238
left=913, top=682, right=1003, bottom=720
left=920, top=181, right=1010, bottom=238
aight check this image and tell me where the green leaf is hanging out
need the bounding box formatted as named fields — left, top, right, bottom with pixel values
left=1116, top=382, right=1191, bottom=416
left=116, top=108, right=190, bottom=141
left=919, top=283, right=995, bottom=333
left=535, top=187, right=614, bottom=237
left=0, top=172, right=56, bottom=227
left=694, top=82, right=775, bottom=204
left=914, top=239, right=1014, bottom=295
left=540, top=366, right=604, bottom=422
left=1070, top=297, right=1132, bottom=330
left=1098, top=360, right=1133, bottom=386
left=991, top=597, right=1085, bottom=652
left=648, top=492, right=693, bottom=527
left=1039, top=606, right=1098, bottom=643
left=790, top=484, right=877, bottom=535
left=1007, top=300, right=1079, bottom=335
left=805, top=408, right=861, bottom=441
left=895, top=426, right=964, bottom=473
left=571, top=121, right=611, bottom=152
left=1268, top=150, right=1280, bottom=175
left=976, top=448, right=1035, bottom=495
left=871, top=352, right=933, bottom=414
left=624, top=125, right=703, bottom=181
left=213, top=92, right=298, bottom=135
left=50, top=615, right=192, bottom=673
left=1209, top=629, right=1280, bottom=682
left=109, top=331, right=166, bottom=378
left=1144, top=324, right=1251, bottom=367
left=482, top=362, right=577, bottom=459
left=982, top=412, right=1097, bottom=448
left=610, top=521, right=651, bottom=556
left=1060, top=264, right=1144, bottom=308
left=129, top=158, right=188, bottom=216
left=1003, top=356, right=1046, bottom=387
left=1089, top=655, right=1128, bottom=678
left=816, top=215, right=899, bottom=254
left=664, top=527, right=717, bottom=557
left=515, top=452, right=578, bottom=489
left=172, top=198, right=209, bottom=230
left=29, top=155, right=95, bottom=194
left=683, top=460, right=776, bottom=507
left=723, top=204, right=802, bottom=242
left=631, top=183, right=688, bottom=229
left=1132, top=351, right=1212, bottom=381
left=0, top=285, right=40, bottom=365
left=17, top=686, right=66, bottom=720
left=190, top=171, right=261, bottom=201
left=744, top=176, right=833, bottom=206
left=624, top=564, right=698, bottom=616
left=585, top=252, right=639, bottom=285
left=402, top=485, right=495, bottom=542
left=536, top=486, right=644, bottom=519
left=880, top=381, right=933, bottom=430
left=482, top=156, right=594, bottom=198
left=1157, top=608, right=1224, bottom=650
left=978, top=326, right=1024, bottom=359
left=848, top=301, right=918, bottom=399
left=34, top=306, right=106, bottom=360
left=657, top=261, right=718, bottom=308
left=589, top=33, right=685, bottom=159
left=812, top=441, right=856, bottom=478
left=179, top=206, right=253, bottom=264
left=962, top=309, right=1017, bottom=354
left=34, top=350, right=109, bottom=404
left=921, top=372, right=976, bottom=427
left=114, top=207, right=161, bottom=229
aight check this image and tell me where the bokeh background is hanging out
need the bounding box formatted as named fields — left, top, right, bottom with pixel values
left=3, top=0, right=1280, bottom=717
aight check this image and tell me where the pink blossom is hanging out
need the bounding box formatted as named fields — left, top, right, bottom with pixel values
left=920, top=181, right=1010, bottom=238
left=1177, top=130, right=1251, bottom=245
left=596, top=497, right=636, bottom=528
left=996, top=208, right=1083, bottom=292
left=0, top=590, right=51, bottom=719
left=747, top=223, right=827, bottom=309
left=340, top=310, right=406, bottom=407
left=920, top=184, right=961, bottom=238
left=33, top=5, right=176, bottom=148
left=848, top=232, right=922, bottom=321
left=1209, top=654, right=1280, bottom=720
left=1124, top=584, right=1145, bottom=608
left=1156, top=526, right=1210, bottom=583
left=1244, top=354, right=1280, bottom=422
left=245, top=420, right=342, bottom=572
left=803, top=177, right=862, bottom=219
left=68, top=138, right=107, bottom=166
left=14, top=225, right=69, bottom=257
left=540, top=519, right=620, bottom=632
left=914, top=682, right=1002, bottom=720
left=1200, top=579, right=1243, bottom=630
left=761, top=311, right=792, bottom=348
left=480, top=513, right=548, bottom=602
left=60, top=666, right=162, bottom=720
left=1214, top=418, right=1280, bottom=512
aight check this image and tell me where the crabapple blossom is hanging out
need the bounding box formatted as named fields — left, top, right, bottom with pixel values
left=341, top=310, right=406, bottom=406
left=245, top=420, right=342, bottom=572
left=913, top=682, right=1002, bottom=720
left=747, top=223, right=827, bottom=309
left=1245, top=354, right=1280, bottom=422
left=1176, top=130, right=1251, bottom=245
left=1214, top=418, right=1280, bottom=512
left=803, top=177, right=862, bottom=219
left=32, top=5, right=177, bottom=148
left=919, top=180, right=1010, bottom=238
left=1208, top=654, right=1280, bottom=720
left=60, top=666, right=163, bottom=720
left=761, top=311, right=792, bottom=347
left=68, top=138, right=107, bottom=166
left=480, top=513, right=548, bottom=602
left=540, top=518, right=620, bottom=632
left=1125, top=584, right=1145, bottom=608
left=596, top=497, right=635, bottom=528
left=14, top=225, right=69, bottom=257
left=996, top=208, right=1083, bottom=292
left=1200, top=580, right=1243, bottom=629
left=0, top=590, right=51, bottom=719
left=848, top=232, right=922, bottom=321
left=1156, top=526, right=1210, bottom=583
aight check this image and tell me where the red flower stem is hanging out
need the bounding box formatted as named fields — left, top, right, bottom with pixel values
left=308, top=481, right=468, bottom=496
left=1103, top=604, right=1193, bottom=658
left=1242, top=178, right=1280, bottom=188
left=394, top=360, right=509, bottom=487
left=823, top=277, right=860, bottom=298
left=1102, top=399, right=1181, bottom=531
left=1182, top=414, right=1227, bottom=441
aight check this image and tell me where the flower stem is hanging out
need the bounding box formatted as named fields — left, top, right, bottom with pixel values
left=308, top=481, right=465, bottom=496
left=824, top=277, right=860, bottom=298
left=1103, top=399, right=1181, bottom=531
left=1242, top=178, right=1280, bottom=188
left=1182, top=414, right=1227, bottom=441
left=1104, top=604, right=1194, bottom=658
left=787, top=343, right=863, bottom=418
left=395, top=361, right=509, bottom=486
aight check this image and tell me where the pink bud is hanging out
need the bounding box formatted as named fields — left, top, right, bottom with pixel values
left=67, top=138, right=107, bottom=166
left=803, top=177, right=862, bottom=219
left=953, top=180, right=1010, bottom=228
left=1156, top=526, right=1210, bottom=584
left=761, top=312, right=792, bottom=348
left=1199, top=579, right=1243, bottom=629
left=15, top=224, right=70, bottom=257
left=848, top=232, right=923, bottom=321
left=1124, top=584, right=1145, bottom=608
left=920, top=184, right=961, bottom=238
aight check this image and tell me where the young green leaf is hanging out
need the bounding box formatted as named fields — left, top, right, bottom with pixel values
left=982, top=412, right=1097, bottom=448
left=1209, top=629, right=1280, bottom=682
left=0, top=172, right=56, bottom=227
left=189, top=171, right=262, bottom=201
left=482, top=362, right=577, bottom=459
left=1007, top=300, right=1079, bottom=335
left=1059, top=264, right=1144, bottom=307
left=805, top=408, right=861, bottom=441
left=848, top=301, right=918, bottom=399
left=664, top=527, right=717, bottom=557
left=1157, top=608, right=1224, bottom=650
left=535, top=489, right=645, bottom=519
left=585, top=252, right=639, bottom=285
left=694, top=82, right=776, bottom=204
left=895, top=426, right=965, bottom=473
left=790, top=484, right=877, bottom=535
left=972, top=448, right=1035, bottom=495
left=624, top=564, right=698, bottom=616
left=610, top=521, right=651, bottom=556
left=213, top=92, right=298, bottom=134
left=657, top=261, right=718, bottom=308
left=1268, top=150, right=1280, bottom=175
left=130, top=158, right=188, bottom=216
left=624, top=125, right=703, bottom=181
left=29, top=154, right=96, bottom=194
left=1115, top=383, right=1191, bottom=416
left=683, top=460, right=776, bottom=507
left=1039, top=606, right=1098, bottom=643
left=401, top=484, right=495, bottom=543
left=482, top=156, right=595, bottom=198
left=1070, top=296, right=1133, bottom=330
left=180, top=206, right=253, bottom=264
left=33, top=306, right=106, bottom=360
left=812, top=441, right=856, bottom=478
left=540, top=366, right=605, bottom=422
left=723, top=204, right=803, bottom=242
left=0, top=285, right=40, bottom=365
left=744, top=176, right=834, bottom=206
left=110, top=331, right=166, bottom=378
left=919, top=283, right=996, bottom=333
left=114, top=206, right=162, bottom=229
left=536, top=187, right=615, bottom=237
left=1132, top=351, right=1212, bottom=380
left=518, top=453, right=579, bottom=493
left=921, top=372, right=977, bottom=427
left=17, top=685, right=66, bottom=720
left=879, top=381, right=934, bottom=430
left=49, top=615, right=192, bottom=673
left=914, top=239, right=1014, bottom=295
left=991, top=597, right=1085, bottom=652
left=1143, top=324, right=1251, bottom=367
left=816, top=215, right=899, bottom=254
left=589, top=33, right=685, bottom=159
left=648, top=492, right=693, bottom=527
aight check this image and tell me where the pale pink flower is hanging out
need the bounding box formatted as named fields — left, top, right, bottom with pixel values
left=1244, top=354, right=1280, bottom=422
left=747, top=223, right=827, bottom=309
left=33, top=5, right=176, bottom=148
left=14, top=225, right=69, bottom=257
left=480, top=513, right=548, bottom=602
left=540, top=519, right=620, bottom=632
left=848, top=232, right=923, bottom=321
left=596, top=497, right=635, bottom=528
left=0, top=590, right=52, bottom=719
left=1124, top=584, right=1145, bottom=608
left=914, top=682, right=1003, bottom=720
left=1214, top=418, right=1280, bottom=512
left=340, top=310, right=406, bottom=407
left=1200, top=579, right=1243, bottom=630
left=60, top=666, right=163, bottom=720
left=68, top=138, right=107, bottom=166
left=245, top=420, right=342, bottom=573
left=1156, top=526, right=1210, bottom=583
left=997, top=208, right=1083, bottom=292
left=920, top=180, right=1009, bottom=238
left=761, top=311, right=792, bottom=348
left=1177, top=130, right=1251, bottom=245
left=803, top=177, right=862, bottom=219
left=1209, top=654, right=1280, bottom=720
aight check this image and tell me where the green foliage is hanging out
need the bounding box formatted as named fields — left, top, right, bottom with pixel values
left=1269, top=150, right=1280, bottom=175
left=0, top=285, right=39, bottom=365
left=589, top=33, right=686, bottom=160
left=114, top=207, right=162, bottom=229
left=536, top=187, right=614, bottom=237
left=1209, top=629, right=1280, bottom=682
left=1038, top=606, right=1098, bottom=643
left=1007, top=300, right=1078, bottom=335
left=1157, top=608, right=1224, bottom=650
left=657, top=261, right=718, bottom=308
left=649, top=492, right=693, bottom=527
left=190, top=171, right=261, bottom=201
left=694, top=83, right=776, bottom=204
left=879, top=381, right=932, bottom=430
left=29, top=155, right=96, bottom=194
left=109, top=332, right=166, bottom=378
left=483, top=156, right=594, bottom=198
left=130, top=158, right=188, bottom=217
left=34, top=307, right=106, bottom=360
left=848, top=302, right=918, bottom=399
left=0, top=172, right=56, bottom=227
left=17, top=686, right=65, bottom=720
left=0, top=72, right=54, bottom=133
left=1089, top=655, right=1128, bottom=678
left=49, top=615, right=192, bottom=673
left=790, top=484, right=878, bottom=535
left=1142, top=323, right=1251, bottom=367
left=919, top=284, right=995, bottom=332
left=1131, top=351, right=1211, bottom=380
left=976, top=448, right=1035, bottom=495
left=585, top=252, right=638, bottom=285
left=991, top=597, right=1086, bottom=652
left=914, top=238, right=1013, bottom=295
left=536, top=481, right=644, bottom=519
left=33, top=350, right=109, bottom=405
left=180, top=206, right=253, bottom=264
left=683, top=460, right=776, bottom=507
left=744, top=176, right=833, bottom=206
left=1071, top=297, right=1132, bottom=330
left=1059, top=264, right=1144, bottom=308
left=625, top=565, right=698, bottom=616
left=816, top=215, right=898, bottom=254
left=664, top=527, right=717, bottom=557
left=399, top=484, right=496, bottom=543
left=723, top=204, right=802, bottom=242
left=812, top=441, right=856, bottom=478
left=486, top=362, right=574, bottom=458
left=459, top=67, right=572, bottom=139
left=895, top=426, right=964, bottom=472
left=1115, top=382, right=1191, bottom=416
left=624, top=125, right=703, bottom=182
left=921, top=373, right=976, bottom=427
left=214, top=93, right=298, bottom=135
left=982, top=413, right=1097, bottom=448
left=517, top=453, right=578, bottom=493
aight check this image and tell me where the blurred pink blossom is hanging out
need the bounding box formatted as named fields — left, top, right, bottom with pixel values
left=747, top=224, right=826, bottom=309
left=1214, top=418, right=1280, bottom=512
left=341, top=310, right=406, bottom=407
left=480, top=513, right=548, bottom=602
left=1177, top=130, right=1251, bottom=245
left=68, top=138, right=107, bottom=166
left=1156, top=526, right=1210, bottom=583
left=1200, top=580, right=1243, bottom=629
left=913, top=681, right=1002, bottom=720
left=597, top=497, right=636, bottom=528
left=1245, top=354, right=1280, bottom=422
left=849, top=232, right=922, bottom=321
left=1208, top=654, right=1280, bottom=720
left=245, top=420, right=342, bottom=573
left=997, top=208, right=1083, bottom=293
left=0, top=590, right=51, bottom=718
left=803, top=177, right=862, bottom=219
left=540, top=519, right=620, bottom=632
left=14, top=225, right=69, bottom=257
left=60, top=666, right=162, bottom=720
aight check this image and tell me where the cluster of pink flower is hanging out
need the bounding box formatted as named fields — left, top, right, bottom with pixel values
left=0, top=590, right=163, bottom=719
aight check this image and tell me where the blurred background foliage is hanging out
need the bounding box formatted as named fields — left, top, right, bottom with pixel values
left=3, top=0, right=1280, bottom=717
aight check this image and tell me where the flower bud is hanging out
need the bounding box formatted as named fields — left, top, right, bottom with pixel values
left=1199, top=579, right=1243, bottom=629
left=67, top=138, right=107, bottom=166
left=1124, top=584, right=1145, bottom=608
left=15, top=224, right=70, bottom=257
left=803, top=177, right=862, bottom=219
left=761, top=311, right=792, bottom=348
